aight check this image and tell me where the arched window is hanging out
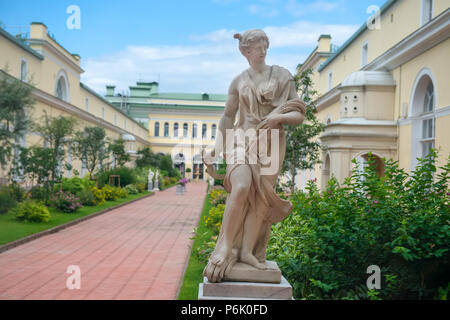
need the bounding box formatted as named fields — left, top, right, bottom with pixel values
left=20, top=59, right=27, bottom=82
left=164, top=122, right=169, bottom=137
left=183, top=123, right=188, bottom=138
left=192, top=123, right=198, bottom=138
left=154, top=122, right=160, bottom=137
left=202, top=123, right=207, bottom=138
left=55, top=71, right=69, bottom=102
left=421, top=82, right=435, bottom=157
left=410, top=69, right=436, bottom=168
left=211, top=124, right=217, bottom=139
left=174, top=123, right=179, bottom=137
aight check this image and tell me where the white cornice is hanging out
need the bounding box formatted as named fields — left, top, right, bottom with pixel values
left=363, top=8, right=450, bottom=72
left=28, top=39, right=84, bottom=74
left=316, top=85, right=341, bottom=111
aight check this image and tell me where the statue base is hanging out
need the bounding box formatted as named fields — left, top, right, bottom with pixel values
left=198, top=261, right=293, bottom=300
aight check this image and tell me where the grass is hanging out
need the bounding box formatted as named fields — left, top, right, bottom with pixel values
left=177, top=192, right=214, bottom=300
left=0, top=191, right=151, bottom=246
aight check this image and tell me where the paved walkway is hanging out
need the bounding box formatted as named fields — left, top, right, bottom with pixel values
left=0, top=181, right=207, bottom=300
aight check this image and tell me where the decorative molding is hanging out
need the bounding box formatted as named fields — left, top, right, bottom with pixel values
left=363, top=8, right=450, bottom=72
left=28, top=39, right=84, bottom=74
left=316, top=85, right=341, bottom=111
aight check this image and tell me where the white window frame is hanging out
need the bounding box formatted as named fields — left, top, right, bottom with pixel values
left=101, top=107, right=105, bottom=120
left=20, top=58, right=28, bottom=82
left=420, top=0, right=433, bottom=26
left=328, top=72, right=333, bottom=91
left=85, top=97, right=89, bottom=112
left=361, top=40, right=369, bottom=68
left=55, top=69, right=70, bottom=102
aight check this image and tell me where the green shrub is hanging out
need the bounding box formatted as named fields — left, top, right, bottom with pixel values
left=11, top=200, right=51, bottom=223
left=53, top=177, right=84, bottom=194
left=89, top=186, right=105, bottom=206
left=6, top=183, right=26, bottom=202
left=125, top=184, right=139, bottom=195
left=101, top=185, right=120, bottom=201
left=97, top=167, right=137, bottom=188
left=0, top=187, right=17, bottom=214
left=117, top=187, right=128, bottom=198
left=267, top=151, right=450, bottom=300
left=204, top=204, right=225, bottom=235
left=135, top=183, right=146, bottom=193
left=29, top=185, right=50, bottom=203
left=209, top=189, right=227, bottom=206
left=76, top=188, right=96, bottom=206
left=49, top=191, right=83, bottom=213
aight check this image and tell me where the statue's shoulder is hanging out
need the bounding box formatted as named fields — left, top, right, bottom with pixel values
left=272, top=65, right=294, bottom=80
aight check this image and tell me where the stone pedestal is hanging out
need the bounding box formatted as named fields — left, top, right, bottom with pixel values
left=198, top=261, right=293, bottom=300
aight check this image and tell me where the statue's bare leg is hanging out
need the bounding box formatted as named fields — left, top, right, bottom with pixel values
left=239, top=209, right=267, bottom=269
left=203, top=165, right=252, bottom=282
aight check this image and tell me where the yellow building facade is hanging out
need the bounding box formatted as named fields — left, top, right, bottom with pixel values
left=0, top=22, right=150, bottom=182
left=105, top=83, right=226, bottom=180
left=298, top=0, right=450, bottom=190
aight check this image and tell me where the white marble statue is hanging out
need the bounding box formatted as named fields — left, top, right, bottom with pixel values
left=202, top=29, right=306, bottom=283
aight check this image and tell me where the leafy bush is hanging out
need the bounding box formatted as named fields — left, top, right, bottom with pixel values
left=210, top=189, right=227, bottom=206
left=204, top=204, right=225, bottom=236
left=0, top=187, right=17, bottom=214
left=135, top=183, right=146, bottom=193
left=97, top=167, right=137, bottom=188
left=76, top=188, right=96, bottom=206
left=101, top=185, right=121, bottom=201
left=5, top=183, right=26, bottom=202
left=117, top=187, right=128, bottom=198
left=29, top=185, right=51, bottom=203
left=11, top=200, right=51, bottom=223
left=49, top=191, right=83, bottom=213
left=89, top=186, right=105, bottom=206
left=267, top=151, right=449, bottom=300
left=125, top=184, right=139, bottom=195
left=53, top=177, right=85, bottom=194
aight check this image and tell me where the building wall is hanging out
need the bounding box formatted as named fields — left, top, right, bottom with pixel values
left=0, top=23, right=150, bottom=182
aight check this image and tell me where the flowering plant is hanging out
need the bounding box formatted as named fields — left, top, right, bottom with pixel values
left=178, top=178, right=188, bottom=186
left=49, top=191, right=83, bottom=213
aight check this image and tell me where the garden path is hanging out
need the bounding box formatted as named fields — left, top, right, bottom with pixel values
left=0, top=181, right=207, bottom=300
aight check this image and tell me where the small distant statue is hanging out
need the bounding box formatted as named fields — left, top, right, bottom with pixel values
left=153, top=169, right=160, bottom=191
left=148, top=169, right=154, bottom=192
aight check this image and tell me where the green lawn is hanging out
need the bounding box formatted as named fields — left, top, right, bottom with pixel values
left=0, top=192, right=151, bottom=246
left=177, top=193, right=213, bottom=300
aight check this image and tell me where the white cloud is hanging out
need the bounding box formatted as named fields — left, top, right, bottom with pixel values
left=81, top=20, right=358, bottom=95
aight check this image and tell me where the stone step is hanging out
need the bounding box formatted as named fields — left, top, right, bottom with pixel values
left=199, top=276, right=293, bottom=300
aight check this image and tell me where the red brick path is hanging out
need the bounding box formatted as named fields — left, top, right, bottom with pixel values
left=0, top=182, right=207, bottom=300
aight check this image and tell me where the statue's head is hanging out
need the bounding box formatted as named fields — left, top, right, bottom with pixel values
left=234, top=29, right=270, bottom=62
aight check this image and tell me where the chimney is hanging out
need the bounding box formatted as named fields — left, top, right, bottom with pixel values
left=318, top=34, right=332, bottom=53
left=106, top=85, right=116, bottom=96
left=30, top=22, right=48, bottom=40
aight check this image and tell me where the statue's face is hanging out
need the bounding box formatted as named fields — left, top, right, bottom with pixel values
left=245, top=38, right=268, bottom=64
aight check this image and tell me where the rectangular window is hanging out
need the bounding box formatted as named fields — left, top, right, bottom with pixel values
left=328, top=72, right=333, bottom=91
left=422, top=0, right=433, bottom=25
left=85, top=97, right=89, bottom=112
left=20, top=60, right=27, bottom=82
left=421, top=117, right=435, bottom=158
left=101, top=107, right=105, bottom=120
left=361, top=42, right=369, bottom=67
left=114, top=114, right=117, bottom=125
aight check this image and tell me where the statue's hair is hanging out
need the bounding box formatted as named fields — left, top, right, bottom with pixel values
left=233, top=29, right=270, bottom=56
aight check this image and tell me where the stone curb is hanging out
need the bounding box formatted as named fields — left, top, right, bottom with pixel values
left=0, top=186, right=175, bottom=255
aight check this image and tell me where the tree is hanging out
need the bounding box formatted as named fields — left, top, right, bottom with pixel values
left=0, top=71, right=35, bottom=169
left=108, top=138, right=130, bottom=168
left=135, top=147, right=161, bottom=168
left=31, top=113, right=77, bottom=183
left=73, top=127, right=109, bottom=180
left=14, top=145, right=55, bottom=188
left=281, top=67, right=325, bottom=193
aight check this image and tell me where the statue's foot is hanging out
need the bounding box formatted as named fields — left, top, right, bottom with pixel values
left=203, top=246, right=235, bottom=283
left=239, top=251, right=267, bottom=270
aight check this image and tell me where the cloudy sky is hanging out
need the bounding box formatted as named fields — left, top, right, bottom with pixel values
left=1, top=0, right=385, bottom=95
